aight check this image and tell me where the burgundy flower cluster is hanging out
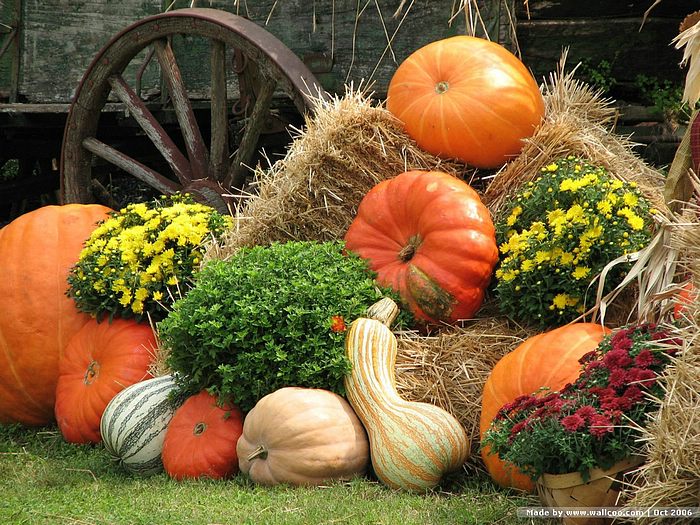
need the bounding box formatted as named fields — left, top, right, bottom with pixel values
left=483, top=323, right=682, bottom=479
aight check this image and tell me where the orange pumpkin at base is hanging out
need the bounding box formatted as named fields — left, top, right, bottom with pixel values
left=55, top=318, right=157, bottom=444
left=344, top=170, right=498, bottom=325
left=387, top=35, right=545, bottom=169
left=479, top=323, right=609, bottom=491
left=0, top=204, right=112, bottom=426
left=162, top=391, right=244, bottom=480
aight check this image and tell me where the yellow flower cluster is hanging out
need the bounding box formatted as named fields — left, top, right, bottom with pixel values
left=494, top=156, right=654, bottom=328
left=68, top=194, right=233, bottom=321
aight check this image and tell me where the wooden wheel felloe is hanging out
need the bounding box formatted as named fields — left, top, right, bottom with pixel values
left=60, top=8, right=327, bottom=213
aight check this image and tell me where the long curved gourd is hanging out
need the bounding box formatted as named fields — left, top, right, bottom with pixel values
left=344, top=298, right=469, bottom=492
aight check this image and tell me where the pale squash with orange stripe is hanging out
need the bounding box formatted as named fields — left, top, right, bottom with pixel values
left=479, top=323, right=609, bottom=492
left=344, top=298, right=469, bottom=492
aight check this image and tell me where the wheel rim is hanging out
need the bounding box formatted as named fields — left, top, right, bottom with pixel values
left=60, top=7, right=327, bottom=213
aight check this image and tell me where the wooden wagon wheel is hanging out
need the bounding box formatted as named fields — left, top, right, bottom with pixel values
left=60, top=8, right=327, bottom=213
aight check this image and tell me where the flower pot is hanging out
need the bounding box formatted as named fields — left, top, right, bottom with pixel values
left=536, top=456, right=644, bottom=525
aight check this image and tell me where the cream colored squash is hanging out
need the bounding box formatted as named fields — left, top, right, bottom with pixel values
left=236, top=387, right=369, bottom=486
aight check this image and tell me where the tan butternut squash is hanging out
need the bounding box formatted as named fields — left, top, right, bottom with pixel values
left=344, top=298, right=469, bottom=492
left=236, top=387, right=369, bottom=486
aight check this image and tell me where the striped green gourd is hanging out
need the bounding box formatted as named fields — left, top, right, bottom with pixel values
left=100, top=375, right=181, bottom=476
left=344, top=298, right=469, bottom=492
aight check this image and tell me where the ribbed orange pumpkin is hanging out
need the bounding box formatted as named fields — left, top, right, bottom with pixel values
left=0, top=204, right=111, bottom=426
left=162, top=390, right=244, bottom=480
left=344, top=170, right=498, bottom=324
left=479, top=323, right=609, bottom=492
left=386, top=35, right=544, bottom=169
left=55, top=318, right=157, bottom=444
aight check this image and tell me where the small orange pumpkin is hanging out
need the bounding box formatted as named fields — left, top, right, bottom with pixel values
left=0, top=204, right=111, bottom=426
left=387, top=35, right=544, bottom=169
left=344, top=170, right=498, bottom=324
left=55, top=318, right=157, bottom=444
left=673, top=281, right=696, bottom=319
left=479, top=323, right=609, bottom=491
left=162, top=390, right=244, bottom=480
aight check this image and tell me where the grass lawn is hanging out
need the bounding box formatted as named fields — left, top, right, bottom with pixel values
left=0, top=423, right=556, bottom=525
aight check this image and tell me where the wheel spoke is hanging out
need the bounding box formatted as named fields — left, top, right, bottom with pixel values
left=82, top=137, right=180, bottom=195
left=108, top=74, right=193, bottom=185
left=153, top=38, right=210, bottom=180
left=209, top=39, right=229, bottom=183
left=224, top=74, right=276, bottom=190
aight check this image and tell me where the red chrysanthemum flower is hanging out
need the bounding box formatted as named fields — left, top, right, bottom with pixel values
left=651, top=329, right=669, bottom=341
left=510, top=420, right=528, bottom=436
left=633, top=369, right=657, bottom=388
left=575, top=405, right=598, bottom=420
left=589, top=414, right=614, bottom=437
left=589, top=386, right=616, bottom=399
left=561, top=414, right=586, bottom=432
left=634, top=349, right=656, bottom=368
left=608, top=368, right=629, bottom=388
left=621, top=385, right=643, bottom=404
left=611, top=328, right=632, bottom=345
left=603, top=348, right=633, bottom=369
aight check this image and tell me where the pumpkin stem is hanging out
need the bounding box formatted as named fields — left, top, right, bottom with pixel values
left=398, top=235, right=421, bottom=262
left=193, top=422, right=207, bottom=436
left=435, top=80, right=449, bottom=94
left=83, top=361, right=100, bottom=385
left=247, top=444, right=268, bottom=461
left=365, top=297, right=399, bottom=327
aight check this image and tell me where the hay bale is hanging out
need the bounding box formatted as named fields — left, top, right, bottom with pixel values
left=482, top=58, right=665, bottom=217
left=623, top=187, right=700, bottom=522
left=395, top=316, right=535, bottom=458
left=624, top=326, right=700, bottom=522
left=208, top=88, right=462, bottom=260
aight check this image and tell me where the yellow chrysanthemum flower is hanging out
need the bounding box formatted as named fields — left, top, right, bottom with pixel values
left=572, top=266, right=591, bottom=280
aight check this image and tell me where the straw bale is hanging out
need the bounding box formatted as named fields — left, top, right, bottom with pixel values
left=482, top=58, right=665, bottom=218
left=623, top=328, right=700, bottom=522
left=395, top=314, right=535, bottom=458
left=621, top=184, right=700, bottom=521
left=207, top=88, right=463, bottom=261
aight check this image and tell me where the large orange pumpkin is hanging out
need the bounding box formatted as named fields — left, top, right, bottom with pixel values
left=479, top=323, right=609, bottom=491
left=55, top=318, right=156, bottom=444
left=344, top=170, right=498, bottom=324
left=386, top=35, right=545, bottom=169
left=0, top=204, right=111, bottom=426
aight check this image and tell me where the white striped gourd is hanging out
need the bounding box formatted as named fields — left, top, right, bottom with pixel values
left=344, top=298, right=469, bottom=492
left=100, top=375, right=182, bottom=476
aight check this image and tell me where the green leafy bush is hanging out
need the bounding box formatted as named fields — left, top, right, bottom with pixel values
left=67, top=194, right=232, bottom=321
left=159, top=240, right=405, bottom=412
left=494, top=157, right=654, bottom=328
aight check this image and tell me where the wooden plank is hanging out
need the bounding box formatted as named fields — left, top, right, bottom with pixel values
left=0, top=0, right=20, bottom=101
left=517, top=17, right=686, bottom=85
left=516, top=1, right=699, bottom=20
left=225, top=74, right=276, bottom=189
left=18, top=0, right=162, bottom=103
left=209, top=39, right=228, bottom=182
left=163, top=0, right=471, bottom=98
left=16, top=1, right=481, bottom=103
left=107, top=73, right=192, bottom=184
left=154, top=38, right=209, bottom=180
left=81, top=136, right=179, bottom=195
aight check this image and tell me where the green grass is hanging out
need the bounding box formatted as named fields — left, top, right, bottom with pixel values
left=0, top=424, right=553, bottom=525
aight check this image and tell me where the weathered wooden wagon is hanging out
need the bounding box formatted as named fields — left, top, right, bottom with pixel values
left=0, top=1, right=694, bottom=219
left=0, top=0, right=486, bottom=217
